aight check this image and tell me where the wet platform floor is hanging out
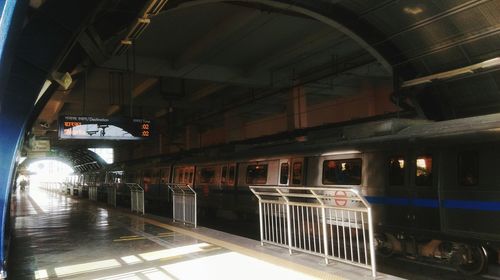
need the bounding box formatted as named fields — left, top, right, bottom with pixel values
left=9, top=187, right=401, bottom=280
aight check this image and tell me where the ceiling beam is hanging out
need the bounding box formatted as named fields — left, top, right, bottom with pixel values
left=107, top=77, right=159, bottom=116
left=189, top=83, right=228, bottom=102
left=246, top=27, right=342, bottom=72
left=101, top=56, right=270, bottom=87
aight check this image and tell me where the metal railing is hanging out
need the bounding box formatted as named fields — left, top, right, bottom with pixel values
left=68, top=183, right=75, bottom=196
left=40, top=182, right=64, bottom=193
left=249, top=186, right=376, bottom=278
left=167, top=183, right=197, bottom=227
left=126, top=183, right=144, bottom=214
left=89, top=186, right=98, bottom=201
left=107, top=185, right=117, bottom=207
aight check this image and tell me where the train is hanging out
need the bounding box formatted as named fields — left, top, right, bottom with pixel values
left=67, top=113, right=500, bottom=275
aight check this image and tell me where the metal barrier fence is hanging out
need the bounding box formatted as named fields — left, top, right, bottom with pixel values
left=126, top=183, right=144, bottom=214
left=167, top=184, right=197, bottom=227
left=249, top=186, right=376, bottom=278
left=89, top=186, right=98, bottom=201
left=107, top=185, right=116, bottom=207
left=40, top=182, right=64, bottom=193
left=68, top=183, right=75, bottom=196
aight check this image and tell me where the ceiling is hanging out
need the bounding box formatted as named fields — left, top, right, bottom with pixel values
left=15, top=0, right=500, bottom=162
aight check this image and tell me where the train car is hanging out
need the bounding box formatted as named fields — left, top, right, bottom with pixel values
left=79, top=114, right=500, bottom=275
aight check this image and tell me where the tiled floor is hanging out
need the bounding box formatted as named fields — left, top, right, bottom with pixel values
left=8, top=187, right=401, bottom=280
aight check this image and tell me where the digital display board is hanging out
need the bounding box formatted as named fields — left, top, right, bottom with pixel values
left=59, top=116, right=152, bottom=140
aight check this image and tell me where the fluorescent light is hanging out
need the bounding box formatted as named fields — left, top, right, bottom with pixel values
left=19, top=156, right=27, bottom=164
left=321, top=150, right=360, bottom=156
left=480, top=57, right=500, bottom=69
left=402, top=56, right=500, bottom=88
left=35, top=80, right=52, bottom=105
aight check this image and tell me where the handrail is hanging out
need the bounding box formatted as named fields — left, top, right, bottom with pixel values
left=167, top=183, right=197, bottom=227
left=125, top=183, right=145, bottom=214
left=249, top=185, right=376, bottom=278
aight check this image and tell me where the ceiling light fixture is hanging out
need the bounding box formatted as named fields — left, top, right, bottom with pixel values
left=402, top=56, right=500, bottom=88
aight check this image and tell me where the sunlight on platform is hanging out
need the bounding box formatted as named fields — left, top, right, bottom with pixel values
left=34, top=242, right=317, bottom=280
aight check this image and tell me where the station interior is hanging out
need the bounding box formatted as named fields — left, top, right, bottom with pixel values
left=1, top=0, right=500, bottom=279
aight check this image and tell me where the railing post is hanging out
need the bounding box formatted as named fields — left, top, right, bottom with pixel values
left=182, top=192, right=186, bottom=225
left=172, top=186, right=176, bottom=222
left=368, top=207, right=377, bottom=278
left=258, top=201, right=264, bottom=246
left=194, top=191, right=197, bottom=228
left=286, top=201, right=293, bottom=255
left=321, top=206, right=329, bottom=264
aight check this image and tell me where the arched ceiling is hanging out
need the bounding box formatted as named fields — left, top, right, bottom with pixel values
left=8, top=0, right=500, bottom=158
left=19, top=148, right=106, bottom=173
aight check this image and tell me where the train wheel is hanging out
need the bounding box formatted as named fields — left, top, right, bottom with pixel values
left=457, top=245, right=488, bottom=275
left=375, top=233, right=394, bottom=257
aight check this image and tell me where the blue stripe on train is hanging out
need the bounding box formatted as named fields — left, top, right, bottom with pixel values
left=365, top=196, right=438, bottom=208
left=442, top=200, right=500, bottom=211
left=365, top=196, right=500, bottom=211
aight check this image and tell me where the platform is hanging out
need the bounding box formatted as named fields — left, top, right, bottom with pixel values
left=8, top=186, right=402, bottom=280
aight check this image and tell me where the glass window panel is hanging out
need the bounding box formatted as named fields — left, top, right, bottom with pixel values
left=458, top=152, right=478, bottom=186
left=322, top=159, right=362, bottom=185
left=292, top=162, right=303, bottom=185
left=221, top=166, right=228, bottom=185
left=388, top=157, right=405, bottom=186
left=280, top=163, right=289, bottom=185
left=199, top=167, right=216, bottom=184
left=416, top=155, right=433, bottom=186
left=246, top=164, right=268, bottom=184
left=228, top=165, right=236, bottom=186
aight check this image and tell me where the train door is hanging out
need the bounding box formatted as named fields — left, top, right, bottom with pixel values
left=278, top=159, right=289, bottom=186
left=386, top=154, right=413, bottom=228
left=411, top=152, right=440, bottom=231
left=158, top=167, right=171, bottom=201
left=290, top=158, right=305, bottom=186
left=386, top=152, right=440, bottom=231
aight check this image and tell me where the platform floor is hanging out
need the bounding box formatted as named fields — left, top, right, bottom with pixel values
left=9, top=186, right=401, bottom=280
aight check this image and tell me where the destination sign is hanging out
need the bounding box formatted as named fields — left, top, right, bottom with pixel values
left=58, top=116, right=152, bottom=140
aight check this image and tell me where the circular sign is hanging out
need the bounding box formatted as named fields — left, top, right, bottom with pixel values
left=334, top=190, right=347, bottom=206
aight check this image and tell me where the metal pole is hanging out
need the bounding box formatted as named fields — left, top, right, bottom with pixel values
left=322, top=206, right=329, bottom=264
left=286, top=202, right=293, bottom=254
left=172, top=187, right=176, bottom=222
left=367, top=208, right=377, bottom=278
left=258, top=201, right=264, bottom=246
left=183, top=191, right=186, bottom=225
left=194, top=191, right=197, bottom=228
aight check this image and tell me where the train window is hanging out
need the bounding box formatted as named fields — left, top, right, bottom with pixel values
left=174, top=168, right=183, bottom=183
left=228, top=165, right=236, bottom=186
left=152, top=169, right=160, bottom=185
left=159, top=168, right=169, bottom=184
left=199, top=167, right=216, bottom=184
left=458, top=152, right=478, bottom=186
left=221, top=166, right=228, bottom=185
left=388, top=157, right=405, bottom=186
left=188, top=169, right=194, bottom=184
left=292, top=162, right=303, bottom=185
left=246, top=164, right=268, bottom=184
left=142, top=170, right=151, bottom=189
left=280, top=163, right=289, bottom=185
left=415, top=155, right=433, bottom=186
left=322, top=159, right=362, bottom=185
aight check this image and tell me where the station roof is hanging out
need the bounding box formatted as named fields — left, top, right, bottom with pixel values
left=6, top=0, right=500, bottom=160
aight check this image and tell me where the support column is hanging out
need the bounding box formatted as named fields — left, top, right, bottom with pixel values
left=287, top=85, right=308, bottom=131
left=0, top=1, right=102, bottom=277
